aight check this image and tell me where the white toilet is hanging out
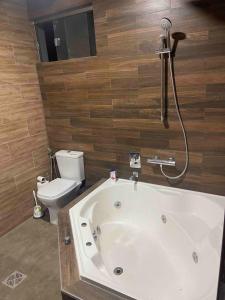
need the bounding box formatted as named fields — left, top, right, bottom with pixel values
left=37, top=150, right=85, bottom=225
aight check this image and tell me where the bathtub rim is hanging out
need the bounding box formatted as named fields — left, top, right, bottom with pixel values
left=58, top=177, right=225, bottom=300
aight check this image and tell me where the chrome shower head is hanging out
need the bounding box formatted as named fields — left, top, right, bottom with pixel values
left=161, top=18, right=172, bottom=32
left=160, top=18, right=172, bottom=49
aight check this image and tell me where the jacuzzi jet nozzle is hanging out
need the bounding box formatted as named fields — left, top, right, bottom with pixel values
left=114, top=201, right=121, bottom=208
left=113, top=267, right=123, bottom=275
left=192, top=252, right=198, bottom=264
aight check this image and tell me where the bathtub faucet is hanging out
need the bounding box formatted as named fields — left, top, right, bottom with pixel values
left=129, top=171, right=139, bottom=183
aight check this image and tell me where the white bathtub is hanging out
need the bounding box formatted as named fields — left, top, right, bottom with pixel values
left=69, top=179, right=225, bottom=300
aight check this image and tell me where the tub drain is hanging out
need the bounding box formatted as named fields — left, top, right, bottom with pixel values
left=114, top=201, right=121, bottom=208
left=113, top=267, right=123, bottom=275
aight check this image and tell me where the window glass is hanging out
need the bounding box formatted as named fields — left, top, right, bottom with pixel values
left=35, top=10, right=96, bottom=62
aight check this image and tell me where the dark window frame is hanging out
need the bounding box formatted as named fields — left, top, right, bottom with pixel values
left=34, top=6, right=97, bottom=63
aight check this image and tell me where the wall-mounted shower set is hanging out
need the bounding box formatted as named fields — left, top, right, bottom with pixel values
left=147, top=18, right=189, bottom=180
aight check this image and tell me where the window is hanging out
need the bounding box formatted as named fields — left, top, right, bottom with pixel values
left=35, top=9, right=96, bottom=62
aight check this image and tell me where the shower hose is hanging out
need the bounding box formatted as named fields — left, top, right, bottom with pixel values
left=160, top=52, right=189, bottom=180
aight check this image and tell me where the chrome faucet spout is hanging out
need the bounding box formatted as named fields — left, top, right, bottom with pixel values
left=129, top=171, right=139, bottom=183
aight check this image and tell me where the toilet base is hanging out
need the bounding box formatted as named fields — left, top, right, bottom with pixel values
left=48, top=207, right=59, bottom=225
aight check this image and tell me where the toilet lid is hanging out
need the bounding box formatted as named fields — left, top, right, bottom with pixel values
left=37, top=178, right=79, bottom=201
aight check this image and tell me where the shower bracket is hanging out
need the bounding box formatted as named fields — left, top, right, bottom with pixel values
left=155, top=48, right=171, bottom=55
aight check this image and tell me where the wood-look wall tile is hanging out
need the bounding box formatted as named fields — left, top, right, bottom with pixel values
left=27, top=116, right=47, bottom=136
left=27, top=0, right=92, bottom=19
left=90, top=106, right=113, bottom=118
left=0, top=120, right=29, bottom=144
left=71, top=117, right=113, bottom=129
left=0, top=0, right=49, bottom=236
left=35, top=0, right=225, bottom=197
left=32, top=146, right=49, bottom=168
left=8, top=133, right=48, bottom=158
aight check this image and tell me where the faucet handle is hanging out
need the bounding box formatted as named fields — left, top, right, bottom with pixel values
left=129, top=152, right=141, bottom=169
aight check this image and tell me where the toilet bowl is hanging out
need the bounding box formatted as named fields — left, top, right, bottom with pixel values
left=37, top=178, right=81, bottom=224
left=37, top=150, right=85, bottom=224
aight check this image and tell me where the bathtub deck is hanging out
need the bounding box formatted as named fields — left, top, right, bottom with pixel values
left=58, top=178, right=131, bottom=300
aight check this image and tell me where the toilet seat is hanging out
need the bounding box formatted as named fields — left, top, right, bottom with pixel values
left=37, top=178, right=80, bottom=201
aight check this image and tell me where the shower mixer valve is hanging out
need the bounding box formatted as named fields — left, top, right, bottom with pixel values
left=147, top=156, right=176, bottom=167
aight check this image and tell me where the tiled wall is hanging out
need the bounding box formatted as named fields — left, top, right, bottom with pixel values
left=0, top=0, right=49, bottom=236
left=36, top=0, right=225, bottom=196
left=27, top=0, right=91, bottom=19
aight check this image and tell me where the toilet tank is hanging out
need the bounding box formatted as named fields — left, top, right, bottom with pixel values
left=55, top=150, right=85, bottom=182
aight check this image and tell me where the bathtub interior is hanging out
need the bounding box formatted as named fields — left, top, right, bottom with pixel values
left=69, top=179, right=225, bottom=300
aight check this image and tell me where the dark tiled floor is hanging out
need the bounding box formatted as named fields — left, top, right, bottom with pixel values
left=0, top=218, right=62, bottom=300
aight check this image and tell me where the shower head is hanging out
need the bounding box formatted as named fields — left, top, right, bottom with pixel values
left=160, top=18, right=172, bottom=32
left=160, top=18, right=172, bottom=49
